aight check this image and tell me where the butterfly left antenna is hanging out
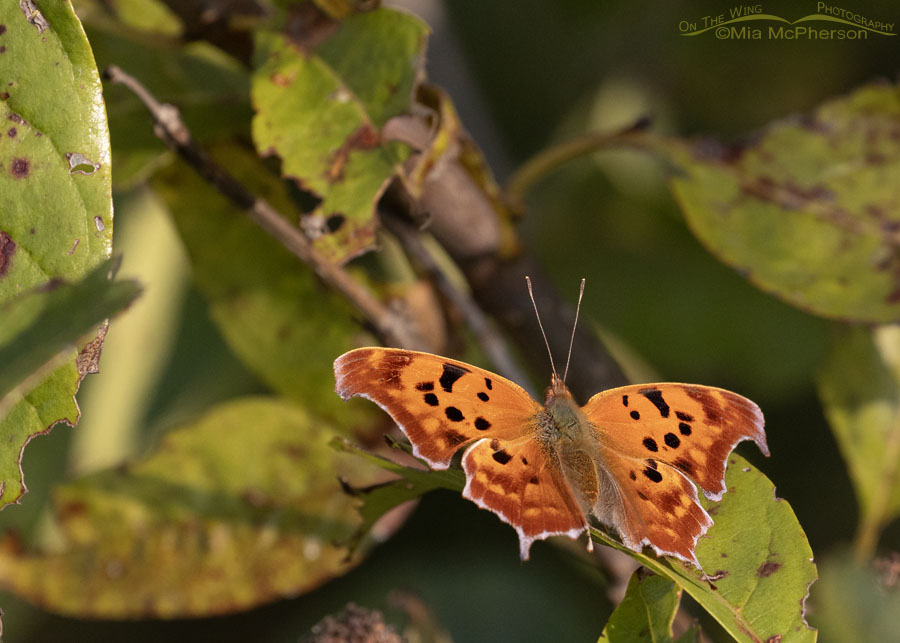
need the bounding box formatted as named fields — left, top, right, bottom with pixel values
left=562, top=279, right=585, bottom=383
left=525, top=276, right=558, bottom=378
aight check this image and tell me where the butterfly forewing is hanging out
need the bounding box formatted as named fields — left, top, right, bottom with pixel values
left=582, top=383, right=767, bottom=500
left=334, top=348, right=542, bottom=468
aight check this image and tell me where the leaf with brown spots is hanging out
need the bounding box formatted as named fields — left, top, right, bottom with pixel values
left=662, top=81, right=900, bottom=322
left=0, top=1, right=114, bottom=509
left=251, top=9, right=428, bottom=262
left=0, top=398, right=380, bottom=618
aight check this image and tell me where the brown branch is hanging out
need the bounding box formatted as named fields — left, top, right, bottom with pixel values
left=103, top=64, right=427, bottom=352
left=380, top=205, right=532, bottom=392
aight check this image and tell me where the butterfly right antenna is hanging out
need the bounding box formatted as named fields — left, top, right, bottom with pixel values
left=562, top=278, right=585, bottom=384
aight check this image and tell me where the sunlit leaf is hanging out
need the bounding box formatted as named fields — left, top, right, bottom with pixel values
left=0, top=0, right=113, bottom=509
left=251, top=8, right=428, bottom=262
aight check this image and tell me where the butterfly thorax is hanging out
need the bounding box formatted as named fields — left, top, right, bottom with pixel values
left=531, top=375, right=605, bottom=513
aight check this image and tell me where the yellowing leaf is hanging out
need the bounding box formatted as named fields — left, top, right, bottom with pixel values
left=0, top=397, right=375, bottom=617
left=666, top=82, right=900, bottom=322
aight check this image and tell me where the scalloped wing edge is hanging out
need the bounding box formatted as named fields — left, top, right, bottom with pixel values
left=461, top=438, right=591, bottom=560
left=617, top=463, right=713, bottom=569
left=699, top=394, right=767, bottom=502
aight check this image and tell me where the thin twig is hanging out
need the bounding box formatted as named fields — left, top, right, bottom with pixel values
left=103, top=64, right=426, bottom=351
left=505, top=117, right=652, bottom=213
left=380, top=206, right=532, bottom=392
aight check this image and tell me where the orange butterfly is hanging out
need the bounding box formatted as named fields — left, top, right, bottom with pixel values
left=333, top=282, right=767, bottom=566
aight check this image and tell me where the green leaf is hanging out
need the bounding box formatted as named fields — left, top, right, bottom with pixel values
left=347, top=446, right=816, bottom=643
left=0, top=259, right=141, bottom=410
left=0, top=397, right=378, bottom=618
left=627, top=455, right=818, bottom=643
left=0, top=0, right=113, bottom=509
left=818, top=325, right=900, bottom=556
left=151, top=144, right=374, bottom=429
left=810, top=551, right=900, bottom=643
left=251, top=8, right=428, bottom=262
left=664, top=82, right=900, bottom=322
left=331, top=437, right=462, bottom=551
left=597, top=570, right=681, bottom=643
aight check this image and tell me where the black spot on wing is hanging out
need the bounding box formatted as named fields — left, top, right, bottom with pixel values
left=492, top=449, right=512, bottom=465
left=642, top=437, right=658, bottom=452
left=423, top=393, right=439, bottom=407
left=637, top=491, right=649, bottom=501
left=679, top=422, right=692, bottom=436
left=475, top=417, right=491, bottom=431
left=440, top=363, right=470, bottom=393
left=529, top=476, right=539, bottom=484
left=445, top=406, right=464, bottom=422
left=629, top=470, right=637, bottom=481
left=639, top=388, right=670, bottom=418
left=630, top=410, right=640, bottom=420
left=484, top=378, right=493, bottom=390
left=643, top=468, right=663, bottom=483
left=664, top=432, right=681, bottom=448
left=477, top=392, right=489, bottom=401
left=622, top=395, right=629, bottom=407
left=416, top=381, right=434, bottom=391
left=676, top=411, right=694, bottom=422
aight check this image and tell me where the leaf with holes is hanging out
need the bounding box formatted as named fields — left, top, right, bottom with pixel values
left=818, top=325, right=900, bottom=552
left=664, top=82, right=900, bottom=322
left=0, top=397, right=383, bottom=618
left=0, top=1, right=113, bottom=509
left=251, top=7, right=428, bottom=262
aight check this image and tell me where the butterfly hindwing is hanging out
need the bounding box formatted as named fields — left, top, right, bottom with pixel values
left=595, top=448, right=713, bottom=566
left=582, top=383, right=767, bottom=500
left=463, top=437, right=589, bottom=560
left=334, top=348, right=542, bottom=469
